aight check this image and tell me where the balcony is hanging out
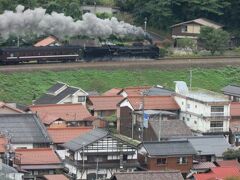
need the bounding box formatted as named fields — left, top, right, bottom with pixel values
left=210, top=112, right=224, bottom=117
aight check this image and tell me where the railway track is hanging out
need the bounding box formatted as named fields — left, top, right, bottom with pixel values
left=1, top=57, right=240, bottom=73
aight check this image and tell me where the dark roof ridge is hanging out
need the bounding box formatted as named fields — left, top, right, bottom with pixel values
left=143, top=140, right=189, bottom=144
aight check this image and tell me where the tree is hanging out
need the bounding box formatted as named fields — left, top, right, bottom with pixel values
left=223, top=149, right=240, bottom=160
left=199, top=26, right=230, bottom=55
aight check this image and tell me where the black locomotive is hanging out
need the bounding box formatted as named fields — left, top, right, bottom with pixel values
left=0, top=45, right=160, bottom=65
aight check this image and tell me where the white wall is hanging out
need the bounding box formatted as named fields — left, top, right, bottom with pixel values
left=175, top=95, right=230, bottom=133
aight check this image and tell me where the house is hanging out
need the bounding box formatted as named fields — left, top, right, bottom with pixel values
left=80, top=5, right=119, bottom=14
left=34, top=36, right=60, bottom=47
left=171, top=18, right=222, bottom=40
left=87, top=96, right=124, bottom=119
left=14, top=148, right=63, bottom=179
left=174, top=81, right=231, bottom=134
left=138, top=140, right=196, bottom=176
left=193, top=167, right=240, bottom=180
left=29, top=104, right=93, bottom=127
left=222, top=84, right=240, bottom=102
left=110, top=170, right=184, bottom=180
left=63, top=128, right=140, bottom=180
left=0, top=114, right=51, bottom=149
left=34, top=82, right=88, bottom=105
left=41, top=174, right=69, bottom=180
left=229, top=102, right=240, bottom=145
left=172, top=135, right=231, bottom=162
left=0, top=101, right=24, bottom=114
left=118, top=96, right=180, bottom=135
left=47, top=127, right=92, bottom=159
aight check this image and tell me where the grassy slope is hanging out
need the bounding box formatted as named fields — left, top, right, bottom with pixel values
left=1, top=66, right=240, bottom=105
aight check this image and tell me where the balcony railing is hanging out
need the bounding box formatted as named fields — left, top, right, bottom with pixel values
left=65, top=156, right=139, bottom=169
left=209, top=127, right=224, bottom=132
left=210, top=112, right=224, bottom=117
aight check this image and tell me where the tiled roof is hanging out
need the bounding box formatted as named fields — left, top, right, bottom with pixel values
left=192, top=162, right=216, bottom=170
left=110, top=171, right=184, bottom=180
left=0, top=136, right=7, bottom=153
left=171, top=18, right=222, bottom=29
left=231, top=102, right=240, bottom=116
left=102, top=88, right=122, bottom=96
left=194, top=167, right=240, bottom=180
left=15, top=148, right=61, bottom=165
left=0, top=114, right=51, bottom=144
left=43, top=174, right=69, bottom=180
left=150, top=120, right=193, bottom=139
left=30, top=104, right=92, bottom=124
left=34, top=36, right=58, bottom=47
left=127, top=96, right=179, bottom=110
left=122, top=86, right=152, bottom=96
left=183, top=136, right=231, bottom=157
left=47, top=82, right=66, bottom=94
left=47, top=127, right=92, bottom=144
left=216, top=160, right=240, bottom=168
left=0, top=102, right=24, bottom=113
left=143, top=140, right=196, bottom=156
left=222, top=85, right=240, bottom=97
left=64, top=128, right=108, bottom=151
left=89, top=96, right=124, bottom=110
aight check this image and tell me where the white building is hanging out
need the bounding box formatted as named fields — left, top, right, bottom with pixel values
left=174, top=81, right=230, bottom=133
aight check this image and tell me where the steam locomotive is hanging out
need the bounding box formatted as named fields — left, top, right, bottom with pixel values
left=0, top=45, right=160, bottom=65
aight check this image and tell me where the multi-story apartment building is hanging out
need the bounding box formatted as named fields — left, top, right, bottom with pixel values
left=174, top=81, right=231, bottom=133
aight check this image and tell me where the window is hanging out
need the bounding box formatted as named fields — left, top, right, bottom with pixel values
left=78, top=96, right=86, bottom=102
left=194, top=120, right=197, bottom=124
left=211, top=106, right=224, bottom=116
left=123, top=154, right=128, bottom=161
left=157, top=158, right=167, bottom=165
left=181, top=25, right=188, bottom=33
left=195, top=105, right=197, bottom=108
left=182, top=117, right=185, bottom=121
left=187, top=104, right=190, bottom=109
left=210, top=121, right=223, bottom=128
left=177, top=157, right=187, bottom=164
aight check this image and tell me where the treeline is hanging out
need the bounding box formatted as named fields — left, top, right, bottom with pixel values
left=116, top=0, right=240, bottom=34
left=0, top=0, right=115, bottom=20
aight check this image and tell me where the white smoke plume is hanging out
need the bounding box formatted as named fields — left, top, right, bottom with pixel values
left=0, top=5, right=144, bottom=39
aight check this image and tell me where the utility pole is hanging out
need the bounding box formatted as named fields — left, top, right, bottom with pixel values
left=158, top=113, right=162, bottom=141
left=17, top=35, right=20, bottom=47
left=189, top=59, right=192, bottom=90
left=96, top=157, right=99, bottom=180
left=141, top=92, right=145, bottom=142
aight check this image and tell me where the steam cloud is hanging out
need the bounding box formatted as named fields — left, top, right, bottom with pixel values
left=0, top=5, right=144, bottom=39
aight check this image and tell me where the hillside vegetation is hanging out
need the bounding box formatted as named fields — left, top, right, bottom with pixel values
left=0, top=66, right=240, bottom=104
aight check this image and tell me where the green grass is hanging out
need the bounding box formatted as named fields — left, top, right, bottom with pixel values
left=1, top=66, right=240, bottom=105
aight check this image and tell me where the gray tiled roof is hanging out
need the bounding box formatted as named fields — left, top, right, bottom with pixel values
left=221, top=85, right=240, bottom=97
left=47, top=82, right=66, bottom=94
left=111, top=171, right=184, bottom=180
left=147, top=87, right=174, bottom=96
left=34, top=86, right=79, bottom=104
left=63, top=128, right=108, bottom=151
left=144, top=140, right=196, bottom=156
left=150, top=120, right=193, bottom=139
left=0, top=114, right=51, bottom=144
left=185, top=136, right=231, bottom=157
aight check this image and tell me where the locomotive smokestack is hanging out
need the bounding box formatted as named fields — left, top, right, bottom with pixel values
left=0, top=5, right=144, bottom=39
